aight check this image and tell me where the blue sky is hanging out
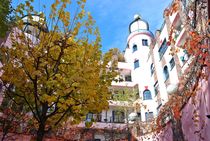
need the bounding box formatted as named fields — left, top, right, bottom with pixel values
left=13, top=0, right=171, bottom=52
left=85, top=0, right=171, bottom=52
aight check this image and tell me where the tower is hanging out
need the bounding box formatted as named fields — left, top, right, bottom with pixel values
left=124, top=14, right=157, bottom=121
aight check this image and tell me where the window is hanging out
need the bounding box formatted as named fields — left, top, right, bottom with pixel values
left=174, top=23, right=182, bottom=40
left=142, top=39, right=148, bottom=46
left=133, top=44, right=137, bottom=52
left=86, top=113, right=93, bottom=122
left=112, top=110, right=125, bottom=123
left=134, top=60, right=139, bottom=69
left=169, top=58, right=175, bottom=70
left=125, top=75, right=132, bottom=82
left=137, top=112, right=141, bottom=117
left=180, top=50, right=189, bottom=63
left=163, top=66, right=169, bottom=81
left=143, top=90, right=152, bottom=100
left=157, top=103, right=162, bottom=114
left=145, top=112, right=154, bottom=121
left=114, top=90, right=119, bottom=95
left=150, top=63, right=155, bottom=76
left=158, top=39, right=168, bottom=60
left=154, top=81, right=159, bottom=96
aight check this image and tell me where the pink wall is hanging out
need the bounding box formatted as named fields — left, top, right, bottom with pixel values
left=155, top=76, right=210, bottom=141
left=181, top=78, right=210, bottom=141
left=156, top=123, right=173, bottom=141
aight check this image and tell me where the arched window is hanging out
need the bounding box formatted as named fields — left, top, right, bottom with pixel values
left=163, top=66, right=169, bottom=81
left=133, top=44, right=137, bottom=52
left=143, top=90, right=152, bottom=100
left=150, top=63, right=155, bottom=76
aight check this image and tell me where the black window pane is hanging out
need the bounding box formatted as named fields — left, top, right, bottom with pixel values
left=163, top=66, right=169, bottom=81
left=169, top=58, right=175, bottom=70
left=158, top=39, right=168, bottom=60
left=133, top=44, right=137, bottom=52
left=154, top=81, right=159, bottom=96
left=150, top=63, right=155, bottom=76
left=142, top=39, right=148, bottom=46
left=125, top=75, right=132, bottom=81
left=134, top=60, right=139, bottom=69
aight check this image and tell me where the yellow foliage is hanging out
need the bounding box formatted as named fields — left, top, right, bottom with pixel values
left=0, top=0, right=118, bottom=136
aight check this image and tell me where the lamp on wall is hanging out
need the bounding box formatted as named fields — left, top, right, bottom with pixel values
left=166, top=83, right=179, bottom=94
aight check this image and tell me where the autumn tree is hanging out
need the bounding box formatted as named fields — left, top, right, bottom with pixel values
left=0, top=0, right=117, bottom=141
left=0, top=0, right=14, bottom=38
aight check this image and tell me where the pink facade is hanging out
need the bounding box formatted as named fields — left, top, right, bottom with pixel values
left=155, top=123, right=173, bottom=141
left=154, top=76, right=210, bottom=141
left=181, top=77, right=210, bottom=141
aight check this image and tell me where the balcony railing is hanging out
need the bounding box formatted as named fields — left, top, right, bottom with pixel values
left=119, top=75, right=132, bottom=82
left=86, top=114, right=126, bottom=123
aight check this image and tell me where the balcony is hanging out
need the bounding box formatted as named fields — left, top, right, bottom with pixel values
left=111, top=80, right=137, bottom=87
left=85, top=113, right=127, bottom=124
left=170, top=14, right=187, bottom=47
left=75, top=121, right=127, bottom=131
left=169, top=11, right=179, bottom=25
left=108, top=100, right=133, bottom=107
left=175, top=26, right=187, bottom=47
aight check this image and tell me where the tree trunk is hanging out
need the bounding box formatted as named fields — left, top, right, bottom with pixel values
left=1, top=124, right=9, bottom=141
left=36, top=123, right=45, bottom=141
left=171, top=118, right=185, bottom=141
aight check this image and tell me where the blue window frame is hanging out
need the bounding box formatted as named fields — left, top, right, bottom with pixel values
left=143, top=90, right=152, bottom=100
left=158, top=39, right=168, bottom=60
left=142, top=39, right=148, bottom=46
left=134, top=60, right=139, bottom=69
left=163, top=66, right=169, bottom=81
left=133, top=44, right=137, bottom=52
